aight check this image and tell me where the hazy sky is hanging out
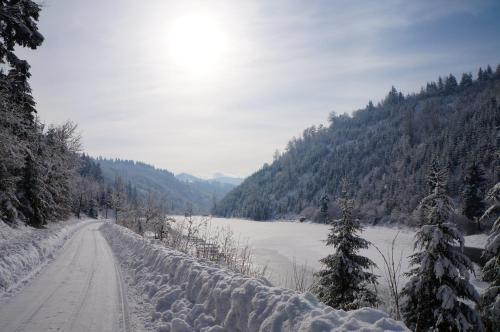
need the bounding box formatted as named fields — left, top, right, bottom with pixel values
left=20, top=0, right=500, bottom=178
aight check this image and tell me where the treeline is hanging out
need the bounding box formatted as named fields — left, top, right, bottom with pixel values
left=0, top=2, right=133, bottom=227
left=0, top=1, right=77, bottom=227
left=0, top=1, right=111, bottom=227
left=95, top=158, right=235, bottom=215
left=214, top=65, right=500, bottom=225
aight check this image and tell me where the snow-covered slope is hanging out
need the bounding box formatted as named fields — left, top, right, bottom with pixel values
left=0, top=218, right=92, bottom=294
left=101, top=223, right=409, bottom=331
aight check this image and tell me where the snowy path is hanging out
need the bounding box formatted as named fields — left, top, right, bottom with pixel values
left=0, top=222, right=130, bottom=332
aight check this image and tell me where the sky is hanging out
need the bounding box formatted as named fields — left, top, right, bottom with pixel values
left=19, top=0, right=500, bottom=178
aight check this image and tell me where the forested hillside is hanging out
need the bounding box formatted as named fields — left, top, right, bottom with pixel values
left=214, top=66, right=500, bottom=223
left=0, top=2, right=82, bottom=227
left=95, top=158, right=235, bottom=214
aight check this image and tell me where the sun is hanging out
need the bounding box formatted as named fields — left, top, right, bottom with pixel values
left=168, top=13, right=228, bottom=74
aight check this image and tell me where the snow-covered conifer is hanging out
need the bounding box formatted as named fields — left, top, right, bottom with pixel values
left=462, top=163, right=486, bottom=229
left=319, top=193, right=329, bottom=223
left=20, top=129, right=54, bottom=227
left=314, top=181, right=378, bottom=310
left=402, top=163, right=483, bottom=331
left=479, top=183, right=500, bottom=331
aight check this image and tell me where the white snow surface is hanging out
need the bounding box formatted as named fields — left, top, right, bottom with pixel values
left=464, top=233, right=489, bottom=249
left=0, top=217, right=92, bottom=294
left=101, top=222, right=409, bottom=332
left=0, top=221, right=130, bottom=332
left=188, top=217, right=488, bottom=288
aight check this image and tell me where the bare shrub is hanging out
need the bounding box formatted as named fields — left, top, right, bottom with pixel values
left=276, top=258, right=316, bottom=293
left=373, top=231, right=403, bottom=320
left=129, top=215, right=269, bottom=279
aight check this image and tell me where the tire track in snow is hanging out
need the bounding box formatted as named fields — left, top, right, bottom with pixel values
left=10, top=228, right=88, bottom=332
left=101, top=226, right=131, bottom=332
left=0, top=222, right=126, bottom=332
left=67, top=228, right=98, bottom=331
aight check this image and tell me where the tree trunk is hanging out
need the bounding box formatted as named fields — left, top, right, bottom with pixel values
left=77, top=193, right=82, bottom=219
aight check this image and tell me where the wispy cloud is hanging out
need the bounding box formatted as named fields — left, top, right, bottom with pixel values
left=22, top=0, right=500, bottom=177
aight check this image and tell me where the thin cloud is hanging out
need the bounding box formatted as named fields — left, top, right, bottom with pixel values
left=20, top=0, right=500, bottom=178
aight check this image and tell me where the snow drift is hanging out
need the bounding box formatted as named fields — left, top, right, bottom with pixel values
left=0, top=218, right=91, bottom=294
left=101, top=222, right=409, bottom=332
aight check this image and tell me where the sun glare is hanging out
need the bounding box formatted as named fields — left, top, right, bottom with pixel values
left=168, top=13, right=228, bottom=75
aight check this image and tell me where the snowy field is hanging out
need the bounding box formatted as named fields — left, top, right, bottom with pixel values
left=175, top=217, right=488, bottom=290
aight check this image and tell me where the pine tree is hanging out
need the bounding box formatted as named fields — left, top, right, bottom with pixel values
left=460, top=73, right=473, bottom=88
left=462, top=163, right=486, bottom=229
left=111, top=176, right=127, bottom=222
left=479, top=183, right=500, bottom=331
left=486, top=65, right=493, bottom=79
left=438, top=77, right=444, bottom=92
left=0, top=0, right=44, bottom=123
left=0, top=0, right=44, bottom=222
left=445, top=74, right=458, bottom=94
left=20, top=130, right=54, bottom=227
left=401, top=163, right=483, bottom=332
left=314, top=182, right=378, bottom=310
left=385, top=86, right=402, bottom=105
left=319, top=193, right=329, bottom=223
left=478, top=67, right=485, bottom=81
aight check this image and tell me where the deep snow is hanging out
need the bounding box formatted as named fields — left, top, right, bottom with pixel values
left=101, top=222, right=409, bottom=331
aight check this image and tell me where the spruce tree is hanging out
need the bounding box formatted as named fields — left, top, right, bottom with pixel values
left=21, top=131, right=54, bottom=227
left=314, top=182, right=378, bottom=310
left=319, top=193, right=329, bottom=223
left=460, top=73, right=473, bottom=88
left=486, top=65, right=493, bottom=79
left=0, top=0, right=44, bottom=123
left=401, top=163, right=483, bottom=332
left=462, top=163, right=486, bottom=229
left=445, top=74, right=458, bottom=94
left=0, top=0, right=44, bottom=221
left=479, top=183, right=500, bottom=331
left=478, top=68, right=485, bottom=81
left=438, top=77, right=445, bottom=92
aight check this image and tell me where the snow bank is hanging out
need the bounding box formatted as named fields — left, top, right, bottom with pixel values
left=101, top=223, right=409, bottom=332
left=464, top=233, right=488, bottom=249
left=0, top=218, right=92, bottom=294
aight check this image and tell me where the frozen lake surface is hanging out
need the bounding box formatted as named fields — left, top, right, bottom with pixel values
left=178, top=216, right=488, bottom=291
left=205, top=217, right=415, bottom=286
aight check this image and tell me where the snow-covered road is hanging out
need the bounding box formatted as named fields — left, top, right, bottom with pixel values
left=0, top=222, right=130, bottom=332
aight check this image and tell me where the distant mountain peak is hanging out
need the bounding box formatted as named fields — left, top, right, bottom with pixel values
left=176, top=173, right=203, bottom=183
left=211, top=173, right=244, bottom=186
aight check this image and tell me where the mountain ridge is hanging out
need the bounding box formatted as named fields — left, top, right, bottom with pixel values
left=214, top=65, right=500, bottom=223
left=94, top=158, right=236, bottom=214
